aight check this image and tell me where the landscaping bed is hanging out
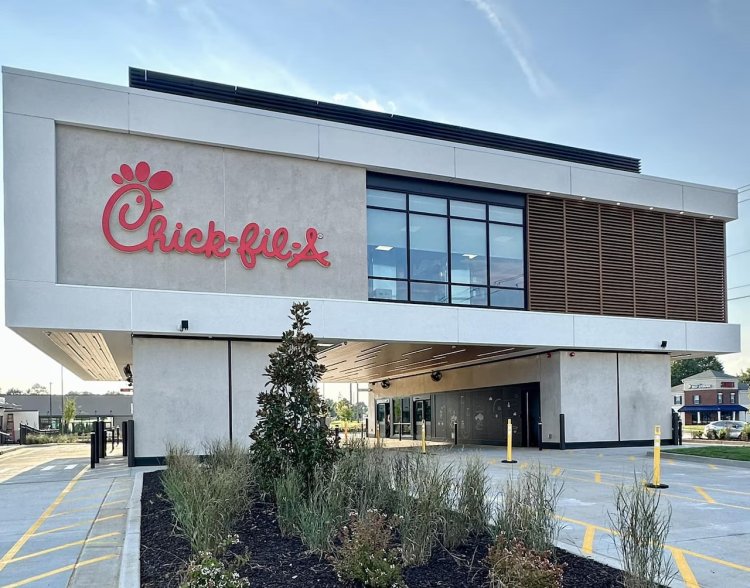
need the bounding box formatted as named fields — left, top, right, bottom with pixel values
left=666, top=446, right=750, bottom=461
left=140, top=470, right=625, bottom=587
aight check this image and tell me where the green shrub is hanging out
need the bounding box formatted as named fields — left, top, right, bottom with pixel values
left=448, top=454, right=492, bottom=547
left=608, top=478, right=675, bottom=588
left=274, top=469, right=304, bottom=537
left=690, top=430, right=704, bottom=439
left=180, top=535, right=250, bottom=588
left=162, top=442, right=252, bottom=553
left=25, top=433, right=81, bottom=444
left=249, top=302, right=336, bottom=493
left=705, top=428, right=717, bottom=440
left=333, top=509, right=404, bottom=588
left=485, top=536, right=564, bottom=588
left=493, top=465, right=563, bottom=553
left=717, top=428, right=728, bottom=440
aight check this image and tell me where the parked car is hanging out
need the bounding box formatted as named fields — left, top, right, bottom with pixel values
left=703, top=421, right=746, bottom=439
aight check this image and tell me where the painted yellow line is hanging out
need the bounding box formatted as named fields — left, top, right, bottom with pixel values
left=708, top=464, right=718, bottom=470
left=582, top=526, right=596, bottom=555
left=4, top=532, right=120, bottom=564
left=551, top=467, right=561, bottom=476
left=694, top=486, right=716, bottom=504
left=49, top=500, right=126, bottom=518
left=0, top=553, right=117, bottom=588
left=0, top=466, right=89, bottom=573
left=628, top=455, right=636, bottom=461
left=680, top=547, right=750, bottom=573
left=668, top=547, right=700, bottom=588
left=557, top=515, right=614, bottom=535
left=667, top=459, right=676, bottom=465
left=31, top=513, right=124, bottom=537
left=594, top=472, right=602, bottom=483
left=520, top=462, right=528, bottom=469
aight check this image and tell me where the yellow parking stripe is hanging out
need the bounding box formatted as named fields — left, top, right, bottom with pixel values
left=0, top=553, right=116, bottom=588
left=551, top=467, right=561, bottom=476
left=669, top=547, right=700, bottom=588
left=693, top=486, right=716, bottom=504
left=49, top=500, right=126, bottom=518
left=0, top=466, right=89, bottom=573
left=582, top=526, right=596, bottom=554
left=594, top=472, right=602, bottom=483
left=4, top=532, right=120, bottom=564
left=520, top=462, right=528, bottom=469
left=31, top=513, right=124, bottom=537
left=708, top=464, right=718, bottom=470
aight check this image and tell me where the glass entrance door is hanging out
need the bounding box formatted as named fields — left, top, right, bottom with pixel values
left=376, top=401, right=391, bottom=438
left=413, top=398, right=431, bottom=439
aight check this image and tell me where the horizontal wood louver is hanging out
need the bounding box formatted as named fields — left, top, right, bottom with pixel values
left=601, top=206, right=635, bottom=316
left=527, top=197, right=566, bottom=312
left=695, top=219, right=726, bottom=322
left=527, top=195, right=726, bottom=322
left=565, top=200, right=602, bottom=314
left=633, top=209, right=666, bottom=319
left=665, top=215, right=697, bottom=320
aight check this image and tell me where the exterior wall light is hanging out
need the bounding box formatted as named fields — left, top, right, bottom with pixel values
left=381, top=379, right=391, bottom=389
left=661, top=340, right=668, bottom=348
left=431, top=371, right=442, bottom=382
left=569, top=351, right=576, bottom=357
left=179, top=320, right=189, bottom=332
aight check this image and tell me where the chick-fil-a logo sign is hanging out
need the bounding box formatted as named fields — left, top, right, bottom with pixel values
left=102, top=162, right=330, bottom=269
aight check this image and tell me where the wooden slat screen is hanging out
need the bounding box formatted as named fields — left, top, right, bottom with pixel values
left=527, top=195, right=726, bottom=322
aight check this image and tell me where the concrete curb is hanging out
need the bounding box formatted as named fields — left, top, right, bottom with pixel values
left=119, top=470, right=143, bottom=588
left=655, top=450, right=750, bottom=469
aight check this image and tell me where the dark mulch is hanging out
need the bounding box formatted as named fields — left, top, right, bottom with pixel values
left=140, top=471, right=626, bottom=587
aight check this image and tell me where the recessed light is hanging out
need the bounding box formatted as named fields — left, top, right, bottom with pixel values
left=616, top=202, right=621, bottom=206
left=375, top=245, right=393, bottom=251
left=649, top=207, right=654, bottom=211
left=545, top=191, right=551, bottom=195
left=581, top=197, right=587, bottom=201
left=710, top=215, right=714, bottom=219
left=679, top=211, right=684, bottom=215
left=462, top=253, right=478, bottom=259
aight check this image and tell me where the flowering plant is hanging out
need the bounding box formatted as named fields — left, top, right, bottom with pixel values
left=181, top=535, right=249, bottom=588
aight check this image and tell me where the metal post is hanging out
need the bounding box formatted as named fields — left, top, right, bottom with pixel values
left=559, top=414, right=566, bottom=450
left=399, top=423, right=402, bottom=442
left=94, top=426, right=100, bottom=464
left=122, top=421, right=128, bottom=457
left=538, top=419, right=543, bottom=451
left=421, top=419, right=426, bottom=454
left=99, top=422, right=106, bottom=458
left=502, top=418, right=517, bottom=463
left=453, top=421, right=458, bottom=446
left=646, top=424, right=669, bottom=489
left=90, top=432, right=96, bottom=469
left=115, top=426, right=120, bottom=447
left=677, top=420, right=683, bottom=446
left=334, top=426, right=340, bottom=448
left=127, top=419, right=135, bottom=467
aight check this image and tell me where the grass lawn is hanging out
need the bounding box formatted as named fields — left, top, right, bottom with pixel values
left=666, top=446, right=750, bottom=461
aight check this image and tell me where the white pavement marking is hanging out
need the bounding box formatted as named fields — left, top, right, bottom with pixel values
left=40, top=466, right=54, bottom=471
left=64, top=464, right=77, bottom=470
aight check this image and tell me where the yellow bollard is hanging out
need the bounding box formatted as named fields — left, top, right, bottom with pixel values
left=502, top=418, right=517, bottom=463
left=421, top=419, right=427, bottom=454
left=344, top=421, right=349, bottom=443
left=646, top=424, right=669, bottom=488
left=375, top=424, right=380, bottom=442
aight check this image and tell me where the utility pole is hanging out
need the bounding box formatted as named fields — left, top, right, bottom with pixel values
left=60, top=365, right=65, bottom=430
left=49, top=381, right=53, bottom=426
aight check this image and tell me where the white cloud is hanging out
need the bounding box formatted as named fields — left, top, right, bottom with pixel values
left=466, top=0, right=555, bottom=98
left=331, top=92, right=396, bottom=113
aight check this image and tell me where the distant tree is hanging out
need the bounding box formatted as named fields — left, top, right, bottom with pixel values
left=6, top=387, right=23, bottom=394
left=29, top=383, right=47, bottom=395
left=335, top=398, right=354, bottom=422
left=249, top=302, right=336, bottom=491
left=62, top=398, right=77, bottom=432
left=324, top=398, right=337, bottom=418
left=738, top=367, right=750, bottom=385
left=671, top=356, right=725, bottom=387
left=354, top=401, right=368, bottom=420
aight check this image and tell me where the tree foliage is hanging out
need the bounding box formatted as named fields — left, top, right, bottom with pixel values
left=670, top=356, right=724, bottom=387
left=249, top=302, right=336, bottom=490
left=335, top=398, right=355, bottom=422
left=63, top=398, right=77, bottom=432
left=737, top=367, right=750, bottom=385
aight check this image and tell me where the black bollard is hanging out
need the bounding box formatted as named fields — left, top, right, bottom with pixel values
left=98, top=422, right=107, bottom=459
left=334, top=426, right=340, bottom=448
left=454, top=421, right=458, bottom=446
left=538, top=419, right=543, bottom=451
left=115, top=426, right=120, bottom=447
left=90, top=432, right=96, bottom=469
left=365, top=418, right=369, bottom=439
left=559, top=414, right=566, bottom=451
left=122, top=421, right=128, bottom=457
left=94, top=426, right=100, bottom=464
left=127, top=420, right=135, bottom=467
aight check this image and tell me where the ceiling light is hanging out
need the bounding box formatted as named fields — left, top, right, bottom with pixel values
left=545, top=191, right=551, bottom=195
left=462, top=254, right=478, bottom=259
left=679, top=211, right=684, bottom=215
left=581, top=197, right=587, bottom=201
left=710, top=215, right=714, bottom=219
left=376, top=245, right=393, bottom=251
left=616, top=202, right=621, bottom=206
left=649, top=207, right=654, bottom=211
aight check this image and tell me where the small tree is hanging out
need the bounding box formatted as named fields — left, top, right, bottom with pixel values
left=738, top=367, right=750, bottom=385
left=355, top=401, right=368, bottom=420
left=250, top=302, right=336, bottom=489
left=63, top=398, right=77, bottom=433
left=335, top=398, right=354, bottom=422
left=324, top=398, right=337, bottom=418
left=670, top=356, right=724, bottom=386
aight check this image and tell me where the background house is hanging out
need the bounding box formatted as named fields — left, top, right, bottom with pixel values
left=676, top=370, right=747, bottom=424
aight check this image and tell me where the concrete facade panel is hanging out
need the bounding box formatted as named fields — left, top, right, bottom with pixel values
left=454, top=147, right=571, bottom=195
left=229, top=341, right=277, bottom=447
left=3, top=114, right=56, bottom=283
left=683, top=184, right=737, bottom=219
left=560, top=352, right=619, bottom=443
left=133, top=337, right=229, bottom=457
left=571, top=167, right=683, bottom=211
left=319, top=125, right=455, bottom=178
left=129, top=93, right=319, bottom=158
left=539, top=352, right=562, bottom=443
left=685, top=321, right=741, bottom=354
left=3, top=71, right=128, bottom=129
left=617, top=353, right=671, bottom=441
left=458, top=308, right=575, bottom=347
left=573, top=315, right=687, bottom=352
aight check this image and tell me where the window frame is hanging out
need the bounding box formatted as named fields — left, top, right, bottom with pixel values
left=366, top=179, right=527, bottom=310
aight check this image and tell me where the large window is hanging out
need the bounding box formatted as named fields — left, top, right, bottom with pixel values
left=367, top=182, right=525, bottom=309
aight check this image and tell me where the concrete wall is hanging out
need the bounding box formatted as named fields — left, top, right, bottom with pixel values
left=230, top=340, right=277, bottom=447
left=56, top=125, right=367, bottom=301
left=618, top=353, right=671, bottom=441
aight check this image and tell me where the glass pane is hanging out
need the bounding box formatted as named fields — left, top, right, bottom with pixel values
left=450, top=200, right=485, bottom=219
left=367, top=189, right=406, bottom=209
left=489, top=205, right=523, bottom=225
left=368, top=209, right=407, bottom=278
left=450, top=219, right=487, bottom=284
left=415, top=401, right=423, bottom=422
left=411, top=282, right=449, bottom=303
left=402, top=398, right=411, bottom=422
left=410, top=194, right=446, bottom=215
left=369, top=279, right=407, bottom=301
left=452, top=285, right=488, bottom=306
left=490, top=288, right=525, bottom=308
left=490, top=224, right=524, bottom=288
left=410, top=214, right=448, bottom=282
left=425, top=400, right=431, bottom=422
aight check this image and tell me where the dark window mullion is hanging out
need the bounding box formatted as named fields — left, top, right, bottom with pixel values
left=447, top=213, right=453, bottom=302
left=485, top=202, right=491, bottom=307
left=405, top=205, right=412, bottom=302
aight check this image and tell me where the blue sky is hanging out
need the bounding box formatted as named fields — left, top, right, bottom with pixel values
left=0, top=0, right=748, bottom=391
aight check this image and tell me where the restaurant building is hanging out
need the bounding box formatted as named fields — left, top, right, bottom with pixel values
left=2, top=67, right=740, bottom=462
left=673, top=371, right=748, bottom=425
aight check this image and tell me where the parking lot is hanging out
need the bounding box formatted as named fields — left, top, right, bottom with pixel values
left=438, top=444, right=750, bottom=588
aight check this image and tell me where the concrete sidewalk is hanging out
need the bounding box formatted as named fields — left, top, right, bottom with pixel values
left=0, top=443, right=148, bottom=588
